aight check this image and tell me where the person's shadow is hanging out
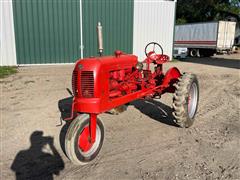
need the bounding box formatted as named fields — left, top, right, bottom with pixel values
left=11, top=131, right=64, bottom=180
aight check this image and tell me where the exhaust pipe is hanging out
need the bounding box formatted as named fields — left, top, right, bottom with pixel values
left=97, top=22, right=103, bottom=56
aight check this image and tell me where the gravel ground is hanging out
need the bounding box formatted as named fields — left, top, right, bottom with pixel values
left=1, top=54, right=240, bottom=180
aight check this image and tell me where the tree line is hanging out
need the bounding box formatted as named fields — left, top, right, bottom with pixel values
left=176, top=0, right=240, bottom=24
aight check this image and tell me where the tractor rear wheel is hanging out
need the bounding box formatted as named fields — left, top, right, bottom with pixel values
left=172, top=73, right=199, bottom=128
left=65, top=114, right=104, bottom=165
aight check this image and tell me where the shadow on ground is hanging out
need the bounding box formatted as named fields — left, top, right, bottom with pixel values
left=11, top=131, right=64, bottom=180
left=58, top=96, right=74, bottom=157
left=181, top=57, right=240, bottom=69
left=131, top=99, right=178, bottom=127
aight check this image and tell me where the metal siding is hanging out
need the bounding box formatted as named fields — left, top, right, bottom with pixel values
left=175, top=22, right=219, bottom=42
left=133, top=0, right=176, bottom=61
left=0, top=0, right=17, bottom=66
left=172, top=1, right=176, bottom=58
left=12, top=0, right=81, bottom=64
left=82, top=0, right=134, bottom=57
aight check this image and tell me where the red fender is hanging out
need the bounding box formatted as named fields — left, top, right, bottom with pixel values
left=162, top=67, right=181, bottom=93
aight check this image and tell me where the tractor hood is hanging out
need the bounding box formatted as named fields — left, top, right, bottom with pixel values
left=74, top=53, right=138, bottom=72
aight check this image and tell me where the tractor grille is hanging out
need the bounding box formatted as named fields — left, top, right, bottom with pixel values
left=81, top=71, right=94, bottom=98
left=72, top=70, right=79, bottom=96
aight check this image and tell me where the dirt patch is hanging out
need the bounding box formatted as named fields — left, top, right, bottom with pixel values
left=24, top=80, right=35, bottom=84
left=1, top=56, right=239, bottom=179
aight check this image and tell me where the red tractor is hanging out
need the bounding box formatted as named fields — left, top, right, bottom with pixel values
left=59, top=42, right=199, bottom=165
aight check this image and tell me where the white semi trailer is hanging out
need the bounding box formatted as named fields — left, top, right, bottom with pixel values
left=174, top=21, right=236, bottom=57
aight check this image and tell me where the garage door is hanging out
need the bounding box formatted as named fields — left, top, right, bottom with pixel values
left=13, top=0, right=81, bottom=64
left=12, top=0, right=134, bottom=64
left=82, top=0, right=134, bottom=57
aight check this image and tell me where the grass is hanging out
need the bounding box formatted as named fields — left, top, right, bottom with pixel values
left=0, top=66, right=18, bottom=78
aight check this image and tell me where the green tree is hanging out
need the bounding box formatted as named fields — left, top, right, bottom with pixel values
left=176, top=0, right=240, bottom=24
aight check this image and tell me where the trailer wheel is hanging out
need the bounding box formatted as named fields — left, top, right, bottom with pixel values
left=172, top=73, right=199, bottom=128
left=190, top=49, right=200, bottom=57
left=65, top=114, right=104, bottom=165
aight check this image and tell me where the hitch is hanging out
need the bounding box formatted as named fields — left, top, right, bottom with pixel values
left=56, top=117, right=63, bottom=127
left=66, top=88, right=73, bottom=97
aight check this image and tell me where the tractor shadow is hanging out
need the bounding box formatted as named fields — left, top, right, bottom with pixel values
left=181, top=57, right=240, bottom=69
left=131, top=99, right=179, bottom=127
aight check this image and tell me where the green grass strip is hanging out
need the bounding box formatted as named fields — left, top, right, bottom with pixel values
left=0, top=66, right=18, bottom=78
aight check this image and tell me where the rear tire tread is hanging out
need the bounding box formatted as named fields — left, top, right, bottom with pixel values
left=172, top=73, right=199, bottom=128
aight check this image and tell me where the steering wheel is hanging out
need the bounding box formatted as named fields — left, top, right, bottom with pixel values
left=144, top=42, right=163, bottom=58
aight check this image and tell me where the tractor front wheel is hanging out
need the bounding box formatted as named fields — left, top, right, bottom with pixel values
left=172, top=73, right=199, bottom=128
left=65, top=114, right=104, bottom=165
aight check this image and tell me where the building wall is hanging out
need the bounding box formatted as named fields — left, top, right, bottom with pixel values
left=133, top=0, right=176, bottom=61
left=12, top=0, right=81, bottom=64
left=1, top=0, right=176, bottom=65
left=82, top=0, right=134, bottom=58
left=0, top=0, right=17, bottom=66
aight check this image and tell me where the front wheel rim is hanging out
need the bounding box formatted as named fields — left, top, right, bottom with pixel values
left=78, top=125, right=101, bottom=157
left=188, top=83, right=198, bottom=119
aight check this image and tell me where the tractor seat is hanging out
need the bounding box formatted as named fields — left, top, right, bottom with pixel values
left=145, top=53, right=170, bottom=64
left=154, top=54, right=169, bottom=64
